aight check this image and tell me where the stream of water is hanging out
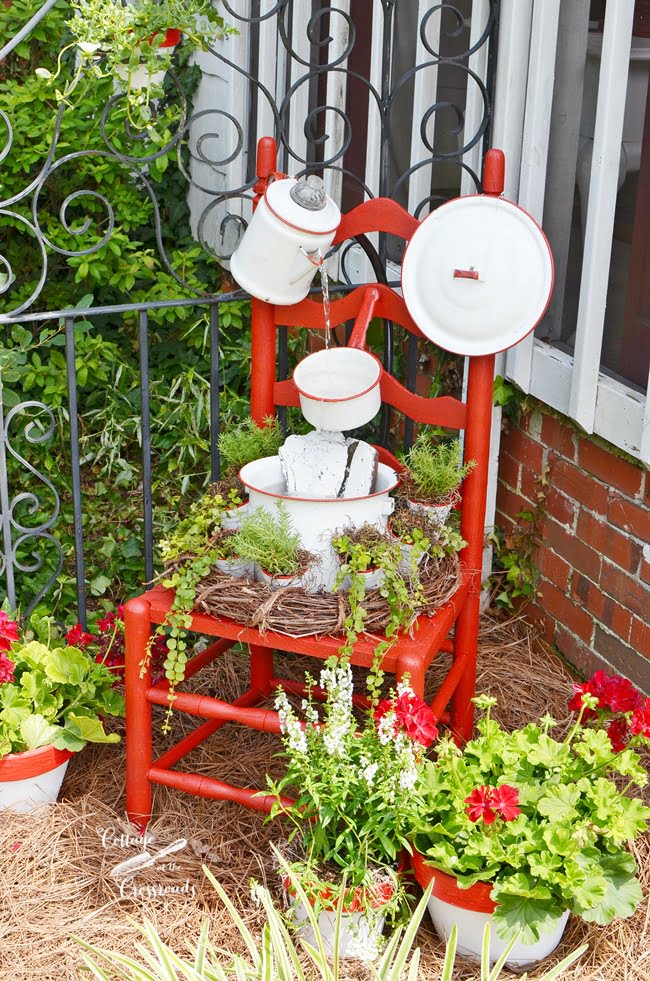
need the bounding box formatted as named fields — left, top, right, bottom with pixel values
left=319, top=257, right=331, bottom=350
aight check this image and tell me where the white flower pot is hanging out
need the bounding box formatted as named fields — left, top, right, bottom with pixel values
left=239, top=457, right=397, bottom=591
left=257, top=566, right=312, bottom=591
left=293, top=347, right=382, bottom=432
left=406, top=498, right=454, bottom=526
left=290, top=896, right=386, bottom=959
left=411, top=852, right=569, bottom=969
left=214, top=557, right=254, bottom=579
left=0, top=745, right=74, bottom=814
left=337, top=564, right=384, bottom=592
left=220, top=502, right=249, bottom=530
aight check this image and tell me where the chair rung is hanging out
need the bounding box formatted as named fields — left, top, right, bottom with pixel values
left=147, top=687, right=283, bottom=733
left=271, top=676, right=371, bottom=710
left=148, top=766, right=292, bottom=812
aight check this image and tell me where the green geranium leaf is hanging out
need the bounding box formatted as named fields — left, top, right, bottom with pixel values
left=20, top=714, right=61, bottom=750
left=611, top=796, right=650, bottom=843
left=577, top=851, right=642, bottom=924
left=45, top=647, right=90, bottom=686
left=65, top=712, right=120, bottom=745
left=537, top=784, right=580, bottom=823
left=491, top=885, right=561, bottom=945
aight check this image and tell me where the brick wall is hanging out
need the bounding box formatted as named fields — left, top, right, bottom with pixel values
left=496, top=405, right=650, bottom=692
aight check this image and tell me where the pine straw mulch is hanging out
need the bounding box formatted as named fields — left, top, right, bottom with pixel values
left=1, top=614, right=649, bottom=980
left=195, top=552, right=461, bottom=637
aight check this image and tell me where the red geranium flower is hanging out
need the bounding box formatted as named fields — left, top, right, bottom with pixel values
left=374, top=691, right=438, bottom=747
left=65, top=624, right=94, bottom=647
left=569, top=671, right=642, bottom=716
left=606, top=716, right=629, bottom=752
left=97, top=611, right=116, bottom=633
left=630, top=698, right=650, bottom=740
left=0, top=652, right=15, bottom=684
left=117, top=604, right=125, bottom=619
left=492, top=784, right=521, bottom=821
left=465, top=786, right=498, bottom=824
left=0, top=611, right=19, bottom=653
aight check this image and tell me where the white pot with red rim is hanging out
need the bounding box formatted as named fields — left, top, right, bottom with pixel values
left=411, top=850, right=569, bottom=969
left=293, top=347, right=382, bottom=432
left=336, top=562, right=384, bottom=592
left=115, top=28, right=180, bottom=90
left=387, top=523, right=427, bottom=574
left=220, top=501, right=249, bottom=530
left=214, top=557, right=254, bottom=579
left=257, top=565, right=312, bottom=591
left=406, top=491, right=458, bottom=528
left=0, top=744, right=74, bottom=814
left=239, top=456, right=397, bottom=591
left=284, top=876, right=394, bottom=959
left=230, top=175, right=341, bottom=305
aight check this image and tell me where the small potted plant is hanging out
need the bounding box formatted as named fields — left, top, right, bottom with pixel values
left=36, top=0, right=232, bottom=128
left=388, top=505, right=467, bottom=572
left=0, top=610, right=124, bottom=813
left=212, top=528, right=254, bottom=579
left=218, top=415, right=284, bottom=473
left=408, top=676, right=650, bottom=969
left=331, top=525, right=395, bottom=590
left=266, top=661, right=439, bottom=959
left=205, top=476, right=248, bottom=530
left=232, top=503, right=313, bottom=589
left=400, top=435, right=475, bottom=525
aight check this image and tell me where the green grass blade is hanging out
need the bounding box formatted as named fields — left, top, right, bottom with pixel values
left=487, top=925, right=521, bottom=981
left=203, top=866, right=261, bottom=968
left=78, top=956, right=113, bottom=981
left=440, top=925, right=458, bottom=981
left=385, top=880, right=433, bottom=981
left=537, top=943, right=590, bottom=980
left=406, top=947, right=421, bottom=981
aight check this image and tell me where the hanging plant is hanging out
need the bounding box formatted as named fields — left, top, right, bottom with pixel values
left=36, top=0, right=234, bottom=128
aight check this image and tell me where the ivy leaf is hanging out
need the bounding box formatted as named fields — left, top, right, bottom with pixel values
left=537, top=785, right=580, bottom=823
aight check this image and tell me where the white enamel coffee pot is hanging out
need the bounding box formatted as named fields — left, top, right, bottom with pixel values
left=230, top=175, right=341, bottom=305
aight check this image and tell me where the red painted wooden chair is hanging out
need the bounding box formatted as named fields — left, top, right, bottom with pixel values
left=124, top=140, right=502, bottom=830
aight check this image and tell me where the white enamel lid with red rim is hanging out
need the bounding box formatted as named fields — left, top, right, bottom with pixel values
left=265, top=177, right=341, bottom=235
left=401, top=195, right=554, bottom=356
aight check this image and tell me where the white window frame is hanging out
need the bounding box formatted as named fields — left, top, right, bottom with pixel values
left=498, top=0, right=650, bottom=465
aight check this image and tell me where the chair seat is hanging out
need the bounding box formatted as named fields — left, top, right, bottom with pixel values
left=145, top=565, right=471, bottom=672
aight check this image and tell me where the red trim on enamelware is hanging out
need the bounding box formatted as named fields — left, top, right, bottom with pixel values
left=239, top=464, right=400, bottom=503
left=410, top=848, right=496, bottom=913
left=160, top=28, right=181, bottom=46
left=293, top=352, right=383, bottom=404
left=0, top=744, right=74, bottom=782
left=400, top=193, right=555, bottom=358
left=284, top=876, right=395, bottom=912
left=263, top=184, right=340, bottom=236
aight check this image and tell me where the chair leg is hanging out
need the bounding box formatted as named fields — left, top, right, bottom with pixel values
left=125, top=596, right=154, bottom=832
left=249, top=644, right=274, bottom=698
left=396, top=652, right=426, bottom=699
left=449, top=594, right=480, bottom=744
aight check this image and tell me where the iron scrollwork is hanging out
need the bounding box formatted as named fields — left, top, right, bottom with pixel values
left=0, top=0, right=497, bottom=614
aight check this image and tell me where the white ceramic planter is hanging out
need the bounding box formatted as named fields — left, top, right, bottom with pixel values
left=336, top=564, right=384, bottom=592
left=406, top=497, right=454, bottom=527
left=257, top=566, right=312, bottom=591
left=239, top=457, right=397, bottom=591
left=427, top=893, right=569, bottom=969
left=0, top=745, right=74, bottom=814
left=290, top=896, right=385, bottom=959
left=411, top=852, right=569, bottom=969
left=293, top=348, right=382, bottom=431
left=220, top=502, right=249, bottom=530
left=214, top=557, right=254, bottom=579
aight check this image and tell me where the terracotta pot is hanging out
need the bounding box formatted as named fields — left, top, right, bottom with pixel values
left=0, top=744, right=74, bottom=814
left=411, top=849, right=569, bottom=969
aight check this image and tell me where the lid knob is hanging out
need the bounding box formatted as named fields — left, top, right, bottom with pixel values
left=289, top=174, right=327, bottom=211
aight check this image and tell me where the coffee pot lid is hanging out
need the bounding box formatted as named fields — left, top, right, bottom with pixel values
left=265, top=176, right=341, bottom=235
